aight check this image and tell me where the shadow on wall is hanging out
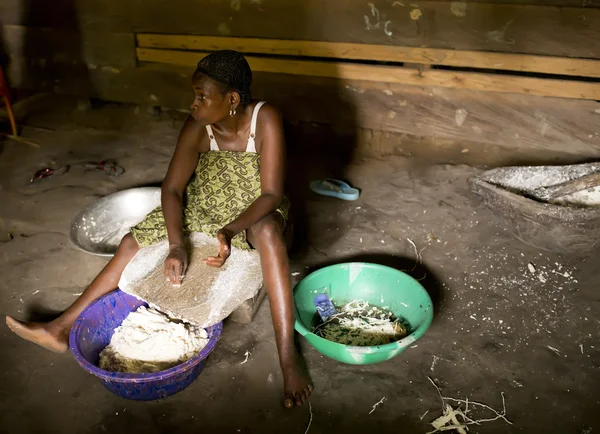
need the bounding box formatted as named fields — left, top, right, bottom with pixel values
left=285, top=92, right=358, bottom=263
left=0, top=24, right=11, bottom=144
left=0, top=0, right=97, bottom=121
left=0, top=31, right=7, bottom=72
left=280, top=84, right=358, bottom=262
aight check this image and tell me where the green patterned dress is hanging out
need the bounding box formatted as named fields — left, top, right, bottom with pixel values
left=130, top=103, right=289, bottom=250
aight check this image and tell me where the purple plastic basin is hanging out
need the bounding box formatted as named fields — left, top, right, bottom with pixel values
left=69, top=289, right=222, bottom=401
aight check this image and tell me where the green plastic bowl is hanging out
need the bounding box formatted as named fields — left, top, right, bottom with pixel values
left=293, top=262, right=434, bottom=365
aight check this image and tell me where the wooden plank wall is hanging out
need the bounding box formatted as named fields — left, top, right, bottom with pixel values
left=1, top=0, right=600, bottom=163
left=137, top=35, right=600, bottom=78
left=135, top=42, right=600, bottom=101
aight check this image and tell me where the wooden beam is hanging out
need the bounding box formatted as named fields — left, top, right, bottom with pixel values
left=136, top=48, right=600, bottom=101
left=433, top=0, right=600, bottom=4
left=137, top=34, right=600, bottom=79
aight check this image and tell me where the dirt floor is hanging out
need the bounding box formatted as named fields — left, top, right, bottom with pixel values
left=1, top=96, right=599, bottom=434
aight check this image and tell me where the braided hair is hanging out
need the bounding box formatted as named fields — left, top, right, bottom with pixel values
left=195, top=50, right=252, bottom=106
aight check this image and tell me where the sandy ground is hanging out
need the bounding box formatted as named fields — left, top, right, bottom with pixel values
left=0, top=97, right=599, bottom=434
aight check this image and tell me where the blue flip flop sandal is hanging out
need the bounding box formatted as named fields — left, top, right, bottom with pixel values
left=310, top=178, right=360, bottom=201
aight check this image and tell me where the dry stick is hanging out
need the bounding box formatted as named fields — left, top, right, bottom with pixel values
left=1, top=133, right=40, bottom=148
left=304, top=402, right=313, bottom=434
left=240, top=350, right=251, bottom=365
left=427, top=377, right=512, bottom=425
left=22, top=124, right=55, bottom=132
left=407, top=238, right=420, bottom=271
left=461, top=398, right=480, bottom=426
left=369, top=396, right=386, bottom=414
left=442, top=393, right=511, bottom=425
left=447, top=408, right=468, bottom=434
left=427, top=377, right=512, bottom=429
left=429, top=376, right=445, bottom=409
left=405, top=238, right=428, bottom=280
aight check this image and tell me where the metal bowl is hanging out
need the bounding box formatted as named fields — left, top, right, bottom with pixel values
left=69, top=187, right=161, bottom=257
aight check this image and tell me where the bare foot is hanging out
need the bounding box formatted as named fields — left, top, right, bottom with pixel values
left=282, top=352, right=313, bottom=408
left=5, top=316, right=68, bottom=353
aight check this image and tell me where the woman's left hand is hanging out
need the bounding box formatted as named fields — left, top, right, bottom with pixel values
left=204, top=228, right=233, bottom=268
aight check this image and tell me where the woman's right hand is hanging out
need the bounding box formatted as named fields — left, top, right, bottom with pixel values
left=164, top=244, right=188, bottom=286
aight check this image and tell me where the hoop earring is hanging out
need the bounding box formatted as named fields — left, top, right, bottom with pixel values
left=230, top=108, right=236, bottom=117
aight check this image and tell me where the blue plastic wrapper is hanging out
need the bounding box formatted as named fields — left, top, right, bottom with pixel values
left=314, top=293, right=336, bottom=322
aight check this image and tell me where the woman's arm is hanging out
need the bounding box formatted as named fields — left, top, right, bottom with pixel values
left=162, top=116, right=204, bottom=283
left=222, top=104, right=286, bottom=236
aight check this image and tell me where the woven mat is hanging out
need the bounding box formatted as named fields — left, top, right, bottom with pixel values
left=118, top=232, right=263, bottom=326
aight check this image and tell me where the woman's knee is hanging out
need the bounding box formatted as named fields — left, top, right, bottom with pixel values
left=249, top=216, right=281, bottom=243
left=120, top=233, right=140, bottom=254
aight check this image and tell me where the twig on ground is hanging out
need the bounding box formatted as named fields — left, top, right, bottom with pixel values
left=22, top=124, right=55, bottom=132
left=406, top=237, right=429, bottom=273
left=547, top=345, right=562, bottom=357
left=407, top=238, right=420, bottom=271
left=240, top=350, right=251, bottom=365
left=426, top=377, right=512, bottom=433
left=369, top=396, right=386, bottom=414
left=1, top=134, right=41, bottom=148
left=304, top=402, right=313, bottom=434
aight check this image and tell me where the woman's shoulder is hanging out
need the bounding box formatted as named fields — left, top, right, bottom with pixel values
left=253, top=101, right=282, bottom=127
left=251, top=101, right=284, bottom=153
left=177, top=115, right=210, bottom=153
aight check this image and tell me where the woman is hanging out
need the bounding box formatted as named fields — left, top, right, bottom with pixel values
left=6, top=50, right=312, bottom=408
